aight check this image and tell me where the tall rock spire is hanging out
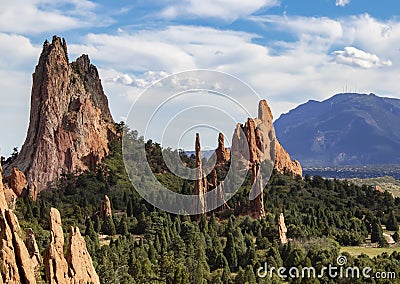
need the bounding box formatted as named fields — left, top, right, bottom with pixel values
left=192, top=133, right=207, bottom=215
left=4, top=36, right=115, bottom=197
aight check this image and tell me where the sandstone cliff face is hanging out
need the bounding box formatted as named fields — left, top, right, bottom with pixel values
left=4, top=36, right=115, bottom=198
left=0, top=166, right=99, bottom=283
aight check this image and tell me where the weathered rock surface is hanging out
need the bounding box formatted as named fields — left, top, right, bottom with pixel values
left=5, top=210, right=37, bottom=283
left=192, top=133, right=207, bottom=215
left=99, top=195, right=112, bottom=219
left=8, top=167, right=28, bottom=197
left=67, top=227, right=100, bottom=284
left=278, top=213, right=288, bottom=244
left=274, top=139, right=302, bottom=177
left=229, top=100, right=301, bottom=218
left=4, top=36, right=115, bottom=197
left=0, top=165, right=37, bottom=283
left=44, top=207, right=100, bottom=284
left=25, top=228, right=41, bottom=270
left=44, top=208, right=70, bottom=284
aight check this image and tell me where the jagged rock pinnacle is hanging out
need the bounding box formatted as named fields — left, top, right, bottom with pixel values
left=4, top=36, right=115, bottom=197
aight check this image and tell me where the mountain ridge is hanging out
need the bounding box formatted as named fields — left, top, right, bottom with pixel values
left=274, top=93, right=400, bottom=166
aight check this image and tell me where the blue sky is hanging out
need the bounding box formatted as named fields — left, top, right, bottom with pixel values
left=1, top=0, right=400, bottom=155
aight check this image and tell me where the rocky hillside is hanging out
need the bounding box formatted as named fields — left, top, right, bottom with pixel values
left=4, top=36, right=115, bottom=199
left=274, top=93, right=400, bottom=166
left=0, top=164, right=100, bottom=283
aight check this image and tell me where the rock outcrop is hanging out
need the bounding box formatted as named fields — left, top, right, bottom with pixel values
left=99, top=195, right=112, bottom=219
left=25, top=228, right=41, bottom=270
left=44, top=208, right=100, bottom=284
left=274, top=140, right=302, bottom=177
left=67, top=227, right=100, bottom=284
left=215, top=133, right=230, bottom=165
left=0, top=165, right=37, bottom=283
left=192, top=134, right=208, bottom=215
left=228, top=100, right=301, bottom=218
left=44, top=208, right=70, bottom=283
left=278, top=213, right=288, bottom=244
left=7, top=167, right=28, bottom=197
left=0, top=166, right=99, bottom=283
left=4, top=36, right=115, bottom=198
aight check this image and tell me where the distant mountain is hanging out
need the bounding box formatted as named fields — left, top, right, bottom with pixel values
left=274, top=93, right=400, bottom=166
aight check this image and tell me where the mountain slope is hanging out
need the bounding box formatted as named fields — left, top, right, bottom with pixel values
left=274, top=93, right=400, bottom=166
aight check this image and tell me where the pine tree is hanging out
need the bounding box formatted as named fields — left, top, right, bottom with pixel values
left=393, top=231, right=400, bottom=243
left=371, top=219, right=383, bottom=243
left=371, top=219, right=388, bottom=247
left=118, top=216, right=128, bottom=235
left=386, top=212, right=399, bottom=231
left=101, top=216, right=116, bottom=235
left=127, top=198, right=133, bottom=217
left=223, top=233, right=238, bottom=271
left=244, top=265, right=256, bottom=284
left=93, top=215, right=101, bottom=233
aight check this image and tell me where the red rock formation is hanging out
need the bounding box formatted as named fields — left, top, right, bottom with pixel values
left=4, top=36, right=115, bottom=197
left=249, top=164, right=265, bottom=219
left=0, top=165, right=37, bottom=283
left=278, top=213, right=288, bottom=244
left=67, top=227, right=100, bottom=284
left=274, top=139, right=302, bottom=177
left=8, top=167, right=28, bottom=197
left=215, top=133, right=230, bottom=165
left=99, top=195, right=112, bottom=219
left=25, top=228, right=41, bottom=270
left=44, top=208, right=100, bottom=284
left=44, top=208, right=70, bottom=284
left=229, top=100, right=301, bottom=218
left=192, top=133, right=207, bottom=214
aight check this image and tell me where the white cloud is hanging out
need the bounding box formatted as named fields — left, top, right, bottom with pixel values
left=0, top=0, right=112, bottom=34
left=250, top=15, right=343, bottom=42
left=110, top=71, right=170, bottom=88
left=332, top=46, right=392, bottom=68
left=336, top=0, right=351, bottom=7
left=160, top=0, right=280, bottom=21
left=0, top=33, right=41, bottom=70
left=3, top=12, right=400, bottom=153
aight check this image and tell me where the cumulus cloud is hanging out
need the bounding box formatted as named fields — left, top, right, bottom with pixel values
left=0, top=0, right=112, bottom=34
left=336, top=0, right=351, bottom=7
left=3, top=11, right=400, bottom=153
left=160, top=0, right=279, bottom=21
left=332, top=46, right=392, bottom=68
left=0, top=33, right=41, bottom=70
left=111, top=71, right=170, bottom=88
